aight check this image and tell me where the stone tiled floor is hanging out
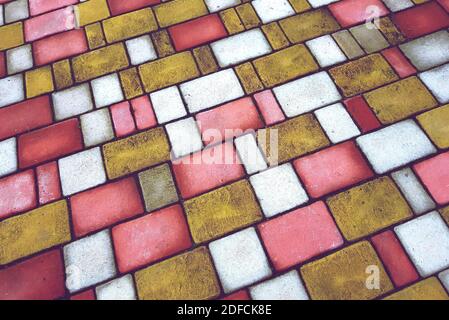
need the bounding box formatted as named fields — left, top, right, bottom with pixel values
left=1, top=0, right=449, bottom=300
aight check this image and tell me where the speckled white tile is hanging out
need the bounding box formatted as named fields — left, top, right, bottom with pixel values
left=96, top=275, right=136, bottom=300
left=252, top=0, right=295, bottom=24
left=0, top=138, right=17, bottom=178
left=166, top=117, right=203, bottom=159
left=439, top=269, right=449, bottom=291
left=5, top=0, right=28, bottom=23
left=250, top=271, right=309, bottom=300
left=395, top=212, right=449, bottom=277
left=0, top=5, right=4, bottom=26
left=6, top=45, right=33, bottom=74
left=0, top=74, right=24, bottom=108
left=382, top=0, right=414, bottom=12
left=205, top=0, right=241, bottom=12
left=235, top=133, right=267, bottom=175
left=307, top=0, right=338, bottom=8
left=64, top=230, right=116, bottom=293
left=126, top=35, right=157, bottom=66
left=91, top=73, right=124, bottom=108
left=209, top=227, right=272, bottom=293
left=306, top=35, right=347, bottom=67
left=419, top=63, right=449, bottom=103
left=357, top=120, right=436, bottom=174
left=315, top=103, right=360, bottom=143
left=80, top=109, right=114, bottom=147
left=150, top=86, right=187, bottom=124
left=52, top=84, right=94, bottom=120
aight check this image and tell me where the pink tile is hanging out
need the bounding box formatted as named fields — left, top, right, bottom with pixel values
left=130, top=96, right=157, bottom=130
left=107, top=0, right=160, bottom=15
left=70, top=289, right=96, bottom=300
left=253, top=90, right=285, bottom=126
left=0, top=170, right=36, bottom=220
left=329, top=0, right=389, bottom=28
left=344, top=96, right=381, bottom=133
left=111, top=101, right=137, bottom=137
left=438, top=0, right=449, bottom=12
left=382, top=47, right=416, bottom=78
left=222, top=290, right=251, bottom=300
left=36, top=161, right=62, bottom=205
left=0, top=52, right=6, bottom=78
left=25, top=7, right=75, bottom=42
left=29, top=0, right=78, bottom=16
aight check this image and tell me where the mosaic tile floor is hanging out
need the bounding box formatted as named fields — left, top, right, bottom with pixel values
left=1, top=0, right=449, bottom=301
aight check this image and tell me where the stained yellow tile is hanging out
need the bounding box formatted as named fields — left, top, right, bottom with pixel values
left=300, top=241, right=393, bottom=300
left=193, top=45, right=219, bottom=75
left=139, top=51, right=199, bottom=92
left=25, top=66, right=54, bottom=98
left=154, top=0, right=208, bottom=28
left=327, top=177, right=413, bottom=241
left=119, top=68, right=143, bottom=99
left=103, top=127, right=170, bottom=179
left=135, top=247, right=220, bottom=300
left=253, top=44, right=318, bottom=87
left=235, top=62, right=264, bottom=94
left=440, top=206, right=449, bottom=225
left=384, top=277, right=449, bottom=300
left=151, top=30, right=175, bottom=58
left=261, top=22, right=290, bottom=50
left=289, top=0, right=311, bottom=13
left=379, top=17, right=406, bottom=46
left=75, top=0, right=110, bottom=27
left=0, top=22, right=24, bottom=51
left=332, top=30, right=364, bottom=59
left=0, top=201, right=71, bottom=265
left=329, top=54, right=399, bottom=97
left=220, top=8, right=245, bottom=35
left=279, top=9, right=340, bottom=44
left=102, top=8, right=158, bottom=43
left=184, top=180, right=262, bottom=243
left=85, top=22, right=105, bottom=49
left=364, top=77, right=437, bottom=124
left=53, top=59, right=73, bottom=90
left=417, top=104, right=449, bottom=149
left=236, top=3, right=261, bottom=29
left=72, top=43, right=129, bottom=82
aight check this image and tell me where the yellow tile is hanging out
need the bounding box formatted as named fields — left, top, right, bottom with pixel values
left=417, top=104, right=449, bottom=149
left=300, top=241, right=393, bottom=300
left=85, top=22, right=105, bottom=49
left=53, top=59, right=73, bottom=90
left=184, top=180, right=262, bottom=243
left=236, top=3, right=261, bottom=29
left=379, top=17, right=406, bottom=46
left=235, top=62, right=264, bottom=94
left=384, top=277, right=449, bottom=300
left=364, top=77, right=437, bottom=124
left=327, top=177, right=412, bottom=241
left=0, top=201, right=71, bottom=265
left=259, top=114, right=330, bottom=165
left=193, top=45, right=219, bottom=75
left=440, top=206, right=449, bottom=225
left=119, top=68, right=143, bottom=99
left=151, top=30, right=175, bottom=58
left=279, top=9, right=340, bottom=44
left=154, top=0, right=208, bottom=28
left=329, top=54, right=399, bottom=97
left=72, top=43, right=129, bottom=82
left=220, top=8, right=245, bottom=35
left=289, top=0, right=311, bottom=13
left=75, top=0, right=110, bottom=27
left=253, top=44, right=318, bottom=87
left=103, top=127, right=170, bottom=179
left=332, top=30, right=364, bottom=59
left=261, top=22, right=290, bottom=50
left=25, top=67, right=54, bottom=99
left=139, top=51, right=199, bottom=92
left=0, top=22, right=24, bottom=51
left=135, top=247, right=220, bottom=300
left=102, top=8, right=158, bottom=43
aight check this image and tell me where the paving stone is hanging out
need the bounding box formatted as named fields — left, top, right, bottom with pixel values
left=205, top=0, right=241, bottom=12
left=306, top=35, right=346, bottom=67
left=384, top=277, right=449, bottom=300
left=52, top=84, right=94, bottom=120
left=53, top=59, right=73, bottom=90
left=0, top=170, right=36, bottom=220
left=91, top=73, right=124, bottom=108
left=25, top=66, right=54, bottom=98
left=381, top=47, right=416, bottom=78
left=417, top=104, right=449, bottom=149
left=36, top=161, right=61, bottom=205
left=261, top=21, right=289, bottom=50
left=96, top=275, right=136, bottom=300
left=6, top=45, right=32, bottom=74
left=349, top=23, right=389, bottom=54
left=154, top=0, right=208, bottom=28
left=419, top=63, right=449, bottom=104
left=150, top=86, right=187, bottom=124
left=166, top=117, right=204, bottom=159
left=329, top=0, right=389, bottom=28
left=0, top=74, right=24, bottom=108
left=80, top=109, right=114, bottom=147
left=110, top=101, right=136, bottom=137
left=440, top=269, right=449, bottom=291
left=75, top=0, right=110, bottom=27
left=4, top=0, right=28, bottom=23
left=0, top=22, right=24, bottom=51
left=235, top=133, right=268, bottom=174
left=382, top=0, right=414, bottom=12
left=125, top=35, right=157, bottom=66
left=107, top=0, right=160, bottom=15
left=85, top=22, right=105, bottom=50
left=332, top=30, right=364, bottom=59
left=250, top=271, right=309, bottom=300
left=0, top=137, right=17, bottom=178
left=252, top=0, right=295, bottom=23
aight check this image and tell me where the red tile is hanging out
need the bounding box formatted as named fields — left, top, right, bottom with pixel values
left=112, top=205, right=192, bottom=273
left=33, top=29, right=88, bottom=66
left=29, top=0, right=78, bottom=16
left=70, top=177, right=144, bottom=237
left=0, top=51, right=6, bottom=78
left=18, top=118, right=83, bottom=168
left=258, top=201, right=344, bottom=271
left=438, top=0, right=449, bottom=12
left=172, top=142, right=245, bottom=199
left=107, top=0, right=160, bottom=15
left=36, top=161, right=62, bottom=205
left=293, top=141, right=374, bottom=198
left=0, top=249, right=65, bottom=300
left=414, top=151, right=449, bottom=205
left=0, top=95, right=53, bottom=141
left=196, top=97, right=264, bottom=145
left=382, top=47, right=416, bottom=78
left=130, top=96, right=157, bottom=130
left=393, top=1, right=449, bottom=39
left=0, top=170, right=36, bottom=220
left=329, top=0, right=389, bottom=28
left=222, top=290, right=251, bottom=300
left=169, top=14, right=227, bottom=51
left=111, top=101, right=136, bottom=137
left=371, top=230, right=419, bottom=287
left=70, top=289, right=96, bottom=300
left=344, top=96, right=381, bottom=133
left=253, top=90, right=285, bottom=126
left=25, top=7, right=75, bottom=42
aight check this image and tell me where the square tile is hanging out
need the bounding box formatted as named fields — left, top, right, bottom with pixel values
left=0, top=74, right=24, bottom=108
left=205, top=0, right=241, bottom=12
left=315, top=103, right=361, bottom=143
left=96, top=275, right=136, bottom=300
left=52, top=84, right=94, bottom=120
left=382, top=0, right=413, bottom=12
left=0, top=137, right=17, bottom=178
left=6, top=45, right=33, bottom=74
left=80, top=109, right=114, bottom=147
left=235, top=133, right=268, bottom=174
left=419, top=63, right=449, bottom=103
left=306, top=35, right=347, bottom=67
left=250, top=271, right=309, bottom=300
left=91, top=73, right=124, bottom=108
left=150, top=86, right=187, bottom=124
left=125, top=35, right=157, bottom=65
left=165, top=117, right=203, bottom=159
left=252, top=0, right=295, bottom=24
left=5, top=0, right=29, bottom=23
left=350, top=23, right=389, bottom=54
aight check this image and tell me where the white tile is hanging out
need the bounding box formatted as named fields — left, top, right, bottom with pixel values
left=0, top=5, right=4, bottom=26
left=382, top=0, right=414, bottom=12
left=181, top=69, right=244, bottom=113
left=0, top=74, right=24, bottom=108
left=250, top=163, right=308, bottom=218
left=274, top=71, right=341, bottom=117
left=0, top=138, right=17, bottom=178
left=235, top=133, right=267, bottom=175
left=64, top=230, right=116, bottom=292
left=439, top=269, right=449, bottom=291
left=357, top=120, right=436, bottom=174
left=5, top=0, right=28, bottom=23
left=166, top=117, right=203, bottom=159
left=395, top=212, right=449, bottom=277
left=80, top=109, right=114, bottom=147
left=419, top=63, right=449, bottom=104
left=392, top=168, right=436, bottom=215
left=150, top=86, right=187, bottom=124
left=91, top=73, right=124, bottom=108
left=315, top=103, right=360, bottom=143
left=252, top=0, right=295, bottom=23
left=400, top=31, right=449, bottom=71
left=52, top=84, right=94, bottom=120
left=306, top=35, right=347, bottom=67
left=6, top=45, right=33, bottom=74
left=205, top=0, right=240, bottom=12
left=211, top=29, right=272, bottom=67
left=250, top=271, right=309, bottom=300
left=209, top=227, right=272, bottom=293
left=96, top=275, right=136, bottom=300
left=307, top=0, right=338, bottom=7
left=59, top=147, right=107, bottom=196
left=125, top=35, right=157, bottom=65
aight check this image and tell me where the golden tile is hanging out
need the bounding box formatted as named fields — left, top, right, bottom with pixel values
left=384, top=277, right=449, bottom=300
left=220, top=8, right=245, bottom=35
left=261, top=22, right=290, bottom=50
left=85, top=22, right=106, bottom=49
left=75, top=0, right=110, bottom=27
left=379, top=17, right=406, bottom=46
left=235, top=62, right=264, bottom=94
left=154, top=0, right=208, bottom=28
left=119, top=67, right=143, bottom=99
left=289, top=0, right=311, bottom=13
left=236, top=3, right=261, bottom=29
left=25, top=66, right=54, bottom=98
left=440, top=206, right=449, bottom=225
left=151, top=30, right=175, bottom=58
left=332, top=30, right=364, bottom=59
left=193, top=45, right=219, bottom=75
left=53, top=59, right=73, bottom=90
left=417, top=104, right=449, bottom=149
left=0, top=22, right=24, bottom=51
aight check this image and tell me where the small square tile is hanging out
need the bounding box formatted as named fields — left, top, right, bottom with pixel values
left=91, top=73, right=124, bottom=108
left=150, top=86, right=187, bottom=124
left=235, top=133, right=267, bottom=174
left=5, top=0, right=29, bottom=23
left=252, top=0, right=295, bottom=24
left=6, top=45, right=33, bottom=74
left=315, top=103, right=361, bottom=143
left=419, top=63, right=449, bottom=103
left=0, top=74, right=24, bottom=108
left=126, top=35, right=157, bottom=65
left=0, top=137, right=17, bottom=178
left=306, top=35, right=347, bottom=67
left=96, top=275, right=136, bottom=300
left=80, top=109, right=114, bottom=147
left=250, top=271, right=309, bottom=300
left=165, top=117, right=203, bottom=159
left=52, top=84, right=94, bottom=120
